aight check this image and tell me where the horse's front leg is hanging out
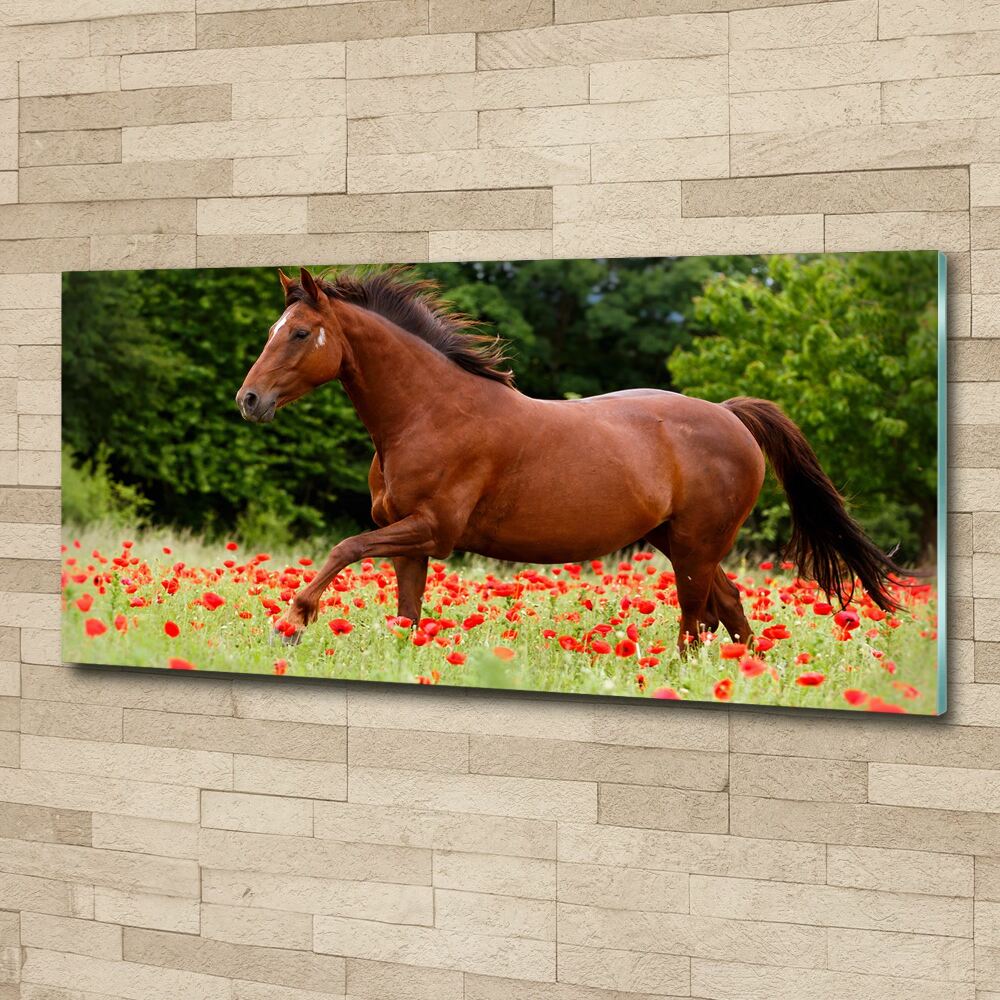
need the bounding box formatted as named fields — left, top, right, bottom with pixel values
left=279, top=513, right=440, bottom=643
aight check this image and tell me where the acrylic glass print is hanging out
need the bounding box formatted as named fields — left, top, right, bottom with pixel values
left=61, top=252, right=946, bottom=714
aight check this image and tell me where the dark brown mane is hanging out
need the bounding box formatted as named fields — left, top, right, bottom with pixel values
left=286, top=266, right=515, bottom=387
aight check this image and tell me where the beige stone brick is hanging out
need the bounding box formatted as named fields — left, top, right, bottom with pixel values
left=690, top=958, right=971, bottom=1000
left=232, top=678, right=345, bottom=725
left=2, top=0, right=189, bottom=24
left=953, top=467, right=1000, bottom=509
left=19, top=413, right=59, bottom=450
left=737, top=120, right=1000, bottom=176
left=19, top=160, right=231, bottom=204
left=19, top=913, right=121, bottom=962
left=233, top=754, right=346, bottom=801
left=433, top=850, right=555, bottom=899
left=313, top=799, right=556, bottom=858
left=199, top=828, right=432, bottom=885
left=349, top=726, right=469, bottom=773
left=231, top=78, right=344, bottom=121
left=434, top=888, right=555, bottom=940
left=553, top=213, right=824, bottom=258
left=0, top=591, right=56, bottom=628
left=976, top=207, right=1000, bottom=250
left=123, top=927, right=347, bottom=993
left=871, top=761, right=1000, bottom=812
left=556, top=942, right=690, bottom=994
left=732, top=794, right=1000, bottom=854
left=21, top=948, right=233, bottom=1000
left=349, top=765, right=597, bottom=822
left=197, top=197, right=309, bottom=236
left=588, top=134, right=727, bottom=184
left=558, top=822, right=826, bottom=882
left=0, top=727, right=15, bottom=766
left=828, top=926, right=974, bottom=982
left=20, top=733, right=232, bottom=789
left=309, top=188, right=552, bottom=234
left=347, top=66, right=588, bottom=118
left=196, top=233, right=426, bottom=268
left=731, top=0, right=877, bottom=50
left=976, top=249, right=1000, bottom=292
left=0, top=764, right=199, bottom=822
left=313, top=915, right=556, bottom=980
left=202, top=867, right=434, bottom=925
left=20, top=628, right=60, bottom=665
left=346, top=958, right=463, bottom=1000
left=120, top=42, right=345, bottom=89
left=201, top=790, right=312, bottom=837
left=91, top=813, right=198, bottom=860
left=956, top=384, right=1000, bottom=425
left=232, top=153, right=346, bottom=197
left=732, top=83, right=880, bottom=135
left=20, top=129, right=123, bottom=169
left=558, top=861, right=689, bottom=913
left=0, top=872, right=93, bottom=919
left=884, top=75, right=1000, bottom=124
left=827, top=844, right=975, bottom=896
left=730, top=752, right=868, bottom=802
left=0, top=522, right=56, bottom=560
left=481, top=97, right=728, bottom=148
left=20, top=86, right=231, bottom=133
left=469, top=734, right=728, bottom=790
left=348, top=145, right=589, bottom=194
left=598, top=782, right=729, bottom=834
left=347, top=33, right=475, bottom=79
left=20, top=57, right=120, bottom=99
left=94, top=886, right=200, bottom=934
left=197, top=0, right=427, bottom=48
left=0, top=22, right=88, bottom=62
left=478, top=15, right=728, bottom=69
left=589, top=54, right=728, bottom=103
left=90, top=12, right=195, bottom=56
left=18, top=450, right=59, bottom=487
left=558, top=902, right=826, bottom=969
left=691, top=873, right=971, bottom=936
left=428, top=228, right=552, bottom=261
left=974, top=294, right=1000, bottom=339
left=974, top=165, right=1000, bottom=207
left=553, top=180, right=681, bottom=223
left=684, top=168, right=968, bottom=218
left=0, top=171, right=15, bottom=204
left=0, top=799, right=89, bottom=846
left=879, top=0, right=1000, bottom=37
left=349, top=111, right=477, bottom=156
left=826, top=211, right=969, bottom=252
left=91, top=234, right=196, bottom=271
left=0, top=275, right=60, bottom=310
left=941, top=681, right=1000, bottom=722
left=123, top=707, right=345, bottom=761
left=0, top=239, right=89, bottom=274
left=731, top=34, right=1000, bottom=93
left=0, top=835, right=199, bottom=898
left=20, top=663, right=232, bottom=715
left=201, top=902, right=312, bottom=951
left=430, top=0, right=552, bottom=31
left=123, top=117, right=342, bottom=162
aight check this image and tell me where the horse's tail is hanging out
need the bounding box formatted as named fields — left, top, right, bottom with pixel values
left=723, top=396, right=906, bottom=612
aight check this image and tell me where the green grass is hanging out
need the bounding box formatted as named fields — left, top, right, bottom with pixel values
left=61, top=525, right=940, bottom=714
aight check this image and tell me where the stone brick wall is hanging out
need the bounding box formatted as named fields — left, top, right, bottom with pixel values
left=0, top=1, right=997, bottom=997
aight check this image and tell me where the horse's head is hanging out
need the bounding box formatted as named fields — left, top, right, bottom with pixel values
left=236, top=267, right=343, bottom=423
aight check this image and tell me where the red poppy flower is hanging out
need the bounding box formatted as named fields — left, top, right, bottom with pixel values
left=462, top=613, right=485, bottom=630
left=114, top=614, right=128, bottom=633
left=843, top=689, right=868, bottom=706
left=795, top=652, right=812, bottom=664
left=201, top=591, right=225, bottom=611
left=635, top=599, right=656, bottom=615
left=84, top=618, right=106, bottom=637
left=833, top=608, right=860, bottom=630
left=795, top=672, right=826, bottom=686
left=328, top=618, right=353, bottom=635
left=168, top=658, right=195, bottom=670
left=225, top=541, right=238, bottom=551
left=652, top=687, right=681, bottom=700
left=445, top=651, right=466, bottom=665
left=75, top=593, right=94, bottom=613
left=713, top=678, right=733, bottom=701
left=720, top=643, right=747, bottom=660
left=164, top=621, right=180, bottom=638
left=754, top=637, right=774, bottom=653
left=866, top=696, right=906, bottom=714
left=591, top=639, right=612, bottom=654
left=493, top=646, right=515, bottom=661
left=274, top=659, right=287, bottom=675
left=813, top=602, right=833, bottom=616
left=761, top=624, right=790, bottom=640
left=739, top=656, right=766, bottom=678
left=614, top=639, right=637, bottom=657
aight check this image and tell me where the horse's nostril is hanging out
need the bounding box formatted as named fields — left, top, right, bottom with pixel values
left=242, top=390, right=258, bottom=411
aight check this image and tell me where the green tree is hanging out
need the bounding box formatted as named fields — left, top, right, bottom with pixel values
left=667, top=252, right=939, bottom=562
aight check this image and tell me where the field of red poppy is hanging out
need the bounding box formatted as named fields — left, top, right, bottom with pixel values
left=60, top=529, right=940, bottom=714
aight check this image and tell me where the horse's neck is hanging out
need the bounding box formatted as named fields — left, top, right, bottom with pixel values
left=336, top=305, right=460, bottom=451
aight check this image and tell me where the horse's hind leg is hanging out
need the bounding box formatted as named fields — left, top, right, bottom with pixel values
left=393, top=555, right=428, bottom=622
left=711, top=566, right=753, bottom=645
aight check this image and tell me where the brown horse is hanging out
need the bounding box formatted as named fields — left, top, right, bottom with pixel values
left=236, top=266, right=904, bottom=652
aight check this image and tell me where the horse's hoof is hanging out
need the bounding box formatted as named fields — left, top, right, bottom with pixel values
left=280, top=628, right=303, bottom=647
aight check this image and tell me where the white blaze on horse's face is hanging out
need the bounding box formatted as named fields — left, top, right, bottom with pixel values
left=316, top=327, right=327, bottom=349
left=269, top=306, right=295, bottom=340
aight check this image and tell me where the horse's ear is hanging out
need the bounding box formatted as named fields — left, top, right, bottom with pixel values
left=299, top=266, right=322, bottom=304
left=278, top=268, right=294, bottom=294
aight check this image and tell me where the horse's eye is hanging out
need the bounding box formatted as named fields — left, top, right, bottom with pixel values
left=292, top=328, right=310, bottom=340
